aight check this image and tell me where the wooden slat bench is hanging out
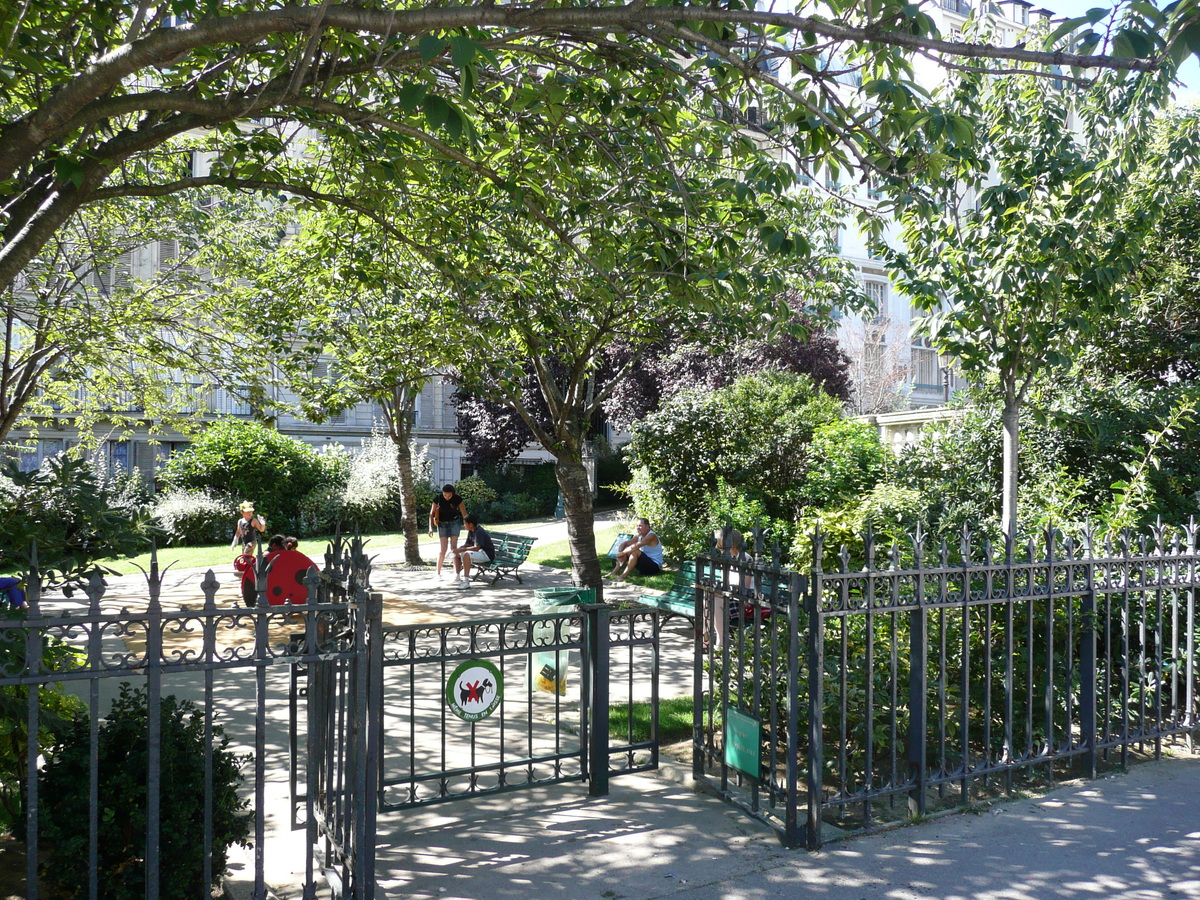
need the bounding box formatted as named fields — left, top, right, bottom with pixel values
left=469, top=532, right=538, bottom=585
left=636, top=560, right=697, bottom=622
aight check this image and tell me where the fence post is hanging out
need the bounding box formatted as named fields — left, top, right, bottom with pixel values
left=784, top=572, right=804, bottom=849
left=907, top=544, right=928, bottom=818
left=587, top=603, right=611, bottom=797
left=1080, top=535, right=1097, bottom=778
left=805, top=534, right=824, bottom=850
left=359, top=589, right=383, bottom=900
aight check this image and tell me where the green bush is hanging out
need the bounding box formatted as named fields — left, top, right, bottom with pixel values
left=791, top=483, right=926, bottom=569
left=0, top=454, right=155, bottom=588
left=796, top=419, right=888, bottom=508
left=0, top=619, right=85, bottom=835
left=151, top=487, right=235, bottom=546
left=38, top=685, right=251, bottom=900
left=158, top=421, right=339, bottom=535
left=454, top=475, right=499, bottom=516
left=295, top=482, right=345, bottom=535
left=627, top=372, right=843, bottom=560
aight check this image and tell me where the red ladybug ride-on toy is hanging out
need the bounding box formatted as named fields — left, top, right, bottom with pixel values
left=235, top=550, right=315, bottom=607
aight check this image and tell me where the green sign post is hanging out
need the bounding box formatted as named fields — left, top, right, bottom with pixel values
left=446, top=659, right=504, bottom=723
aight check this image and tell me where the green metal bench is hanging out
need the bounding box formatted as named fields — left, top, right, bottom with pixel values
left=605, top=533, right=634, bottom=559
left=636, top=560, right=697, bottom=622
left=470, top=531, right=538, bottom=585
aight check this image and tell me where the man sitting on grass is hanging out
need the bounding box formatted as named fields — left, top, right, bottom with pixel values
left=606, top=518, right=663, bottom=582
left=453, top=514, right=496, bottom=589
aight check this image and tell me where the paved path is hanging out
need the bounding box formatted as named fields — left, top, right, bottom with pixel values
left=375, top=754, right=1200, bottom=900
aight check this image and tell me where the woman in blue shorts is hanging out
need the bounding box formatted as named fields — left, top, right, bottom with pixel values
left=428, top=483, right=468, bottom=581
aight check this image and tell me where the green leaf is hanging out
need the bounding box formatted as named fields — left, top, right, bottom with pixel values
left=448, top=35, right=477, bottom=70
left=422, top=95, right=449, bottom=130
left=54, top=157, right=85, bottom=189
left=418, top=35, right=446, bottom=64
left=396, top=81, right=426, bottom=112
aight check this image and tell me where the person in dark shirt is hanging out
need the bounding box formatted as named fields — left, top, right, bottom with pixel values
left=453, top=514, right=495, bottom=589
left=428, top=483, right=468, bottom=581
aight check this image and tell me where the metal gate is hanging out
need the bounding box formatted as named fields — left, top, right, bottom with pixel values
left=376, top=603, right=664, bottom=809
left=292, top=597, right=665, bottom=895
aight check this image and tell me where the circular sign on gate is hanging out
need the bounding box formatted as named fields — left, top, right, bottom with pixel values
left=446, top=659, right=503, bottom=723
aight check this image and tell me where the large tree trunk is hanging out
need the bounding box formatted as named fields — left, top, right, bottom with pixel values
left=394, top=434, right=423, bottom=566
left=555, top=450, right=602, bottom=602
left=1001, top=391, right=1020, bottom=543
left=383, top=386, right=424, bottom=566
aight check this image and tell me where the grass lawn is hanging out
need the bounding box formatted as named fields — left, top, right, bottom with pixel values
left=526, top=523, right=626, bottom=569
left=77, top=514, right=691, bottom=589
left=526, top=524, right=680, bottom=592
left=608, top=696, right=696, bottom=744
left=90, top=534, right=390, bottom=575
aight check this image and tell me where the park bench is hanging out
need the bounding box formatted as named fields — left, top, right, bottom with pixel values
left=636, top=560, right=697, bottom=622
left=605, top=533, right=634, bottom=560
left=636, top=559, right=778, bottom=626
left=470, top=532, right=538, bottom=585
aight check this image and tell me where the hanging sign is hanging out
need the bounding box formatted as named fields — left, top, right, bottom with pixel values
left=724, top=706, right=763, bottom=778
left=446, top=659, right=503, bottom=723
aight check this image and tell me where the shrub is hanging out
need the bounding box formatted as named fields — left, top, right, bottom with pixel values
left=791, top=483, right=926, bottom=569
left=0, top=454, right=155, bottom=588
left=295, top=482, right=345, bottom=535
left=627, top=372, right=843, bottom=552
left=38, top=685, right=251, bottom=900
left=796, top=419, right=888, bottom=508
left=151, top=487, right=234, bottom=546
left=0, top=621, right=85, bottom=835
left=158, top=421, right=337, bottom=534
left=455, top=475, right=498, bottom=515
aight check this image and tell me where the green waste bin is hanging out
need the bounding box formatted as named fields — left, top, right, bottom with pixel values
left=529, top=587, right=593, bottom=695
left=532, top=586, right=595, bottom=608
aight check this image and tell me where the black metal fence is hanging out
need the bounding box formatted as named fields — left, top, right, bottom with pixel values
left=0, top=538, right=376, bottom=899
left=373, top=604, right=663, bottom=811
left=694, top=523, right=1200, bottom=849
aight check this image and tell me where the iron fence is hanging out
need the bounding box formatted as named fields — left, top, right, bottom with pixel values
left=694, top=523, right=1200, bottom=849
left=0, top=538, right=376, bottom=900
left=373, top=604, right=663, bottom=811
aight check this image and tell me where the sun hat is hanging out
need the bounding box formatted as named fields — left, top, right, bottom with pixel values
left=240, top=501, right=256, bottom=512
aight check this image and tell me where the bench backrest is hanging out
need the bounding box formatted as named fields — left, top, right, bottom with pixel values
left=605, top=533, right=634, bottom=558
left=485, top=532, right=536, bottom=562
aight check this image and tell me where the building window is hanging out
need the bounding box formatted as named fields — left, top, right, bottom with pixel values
left=109, top=440, right=131, bottom=473
left=19, top=439, right=63, bottom=472
left=862, top=279, right=889, bottom=318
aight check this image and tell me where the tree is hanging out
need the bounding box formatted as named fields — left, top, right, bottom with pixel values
left=0, top=191, right=277, bottom=446
left=880, top=63, right=1200, bottom=538
left=455, top=316, right=852, bottom=464
left=433, top=88, right=856, bottom=594
left=839, top=316, right=916, bottom=415
left=1, top=0, right=1191, bottom=301
left=233, top=206, right=459, bottom=565
left=600, top=307, right=853, bottom=433
left=1080, top=166, right=1200, bottom=385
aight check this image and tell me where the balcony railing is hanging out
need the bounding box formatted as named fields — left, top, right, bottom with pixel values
left=938, top=0, right=973, bottom=16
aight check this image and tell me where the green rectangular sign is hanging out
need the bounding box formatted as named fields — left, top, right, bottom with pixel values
left=724, top=707, right=762, bottom=778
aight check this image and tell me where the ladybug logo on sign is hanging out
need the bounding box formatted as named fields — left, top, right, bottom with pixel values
left=446, top=659, right=503, bottom=722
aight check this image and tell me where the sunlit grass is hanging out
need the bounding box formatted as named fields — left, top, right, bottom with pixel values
left=608, top=696, right=696, bottom=744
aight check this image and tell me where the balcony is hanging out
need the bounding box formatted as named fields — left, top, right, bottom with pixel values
left=938, top=0, right=974, bottom=16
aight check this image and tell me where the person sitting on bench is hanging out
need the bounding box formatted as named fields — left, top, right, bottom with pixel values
left=453, top=514, right=496, bottom=589
left=607, top=517, right=663, bottom=582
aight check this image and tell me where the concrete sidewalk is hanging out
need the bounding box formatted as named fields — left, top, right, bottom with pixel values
left=375, top=754, right=1200, bottom=900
